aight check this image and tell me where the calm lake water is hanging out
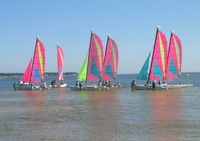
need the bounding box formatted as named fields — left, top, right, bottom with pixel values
left=0, top=73, right=200, bottom=141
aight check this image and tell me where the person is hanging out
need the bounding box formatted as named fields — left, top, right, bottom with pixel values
left=76, top=81, right=79, bottom=87
left=108, top=81, right=112, bottom=87
left=105, top=81, right=108, bottom=86
left=117, top=82, right=121, bottom=87
left=131, top=79, right=136, bottom=90
left=79, top=82, right=83, bottom=91
left=152, top=80, right=156, bottom=90
left=102, top=81, right=105, bottom=86
left=98, top=80, right=102, bottom=87
left=31, top=82, right=37, bottom=88
left=53, top=80, right=57, bottom=84
left=60, top=80, right=64, bottom=84
left=42, top=81, right=47, bottom=88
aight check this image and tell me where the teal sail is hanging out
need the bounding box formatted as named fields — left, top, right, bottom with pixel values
left=137, top=52, right=151, bottom=80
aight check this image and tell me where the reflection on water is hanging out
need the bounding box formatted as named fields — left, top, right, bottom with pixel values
left=148, top=90, right=183, bottom=141
left=0, top=86, right=200, bottom=140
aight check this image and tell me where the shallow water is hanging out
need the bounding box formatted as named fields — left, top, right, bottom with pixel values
left=0, top=73, right=200, bottom=140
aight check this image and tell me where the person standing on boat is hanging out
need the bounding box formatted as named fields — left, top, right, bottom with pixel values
left=152, top=80, right=156, bottom=90
left=131, top=80, right=136, bottom=90
left=79, top=82, right=83, bottom=91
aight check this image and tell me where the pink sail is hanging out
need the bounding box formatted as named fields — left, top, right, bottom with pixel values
left=57, top=45, right=64, bottom=81
left=30, top=39, right=46, bottom=82
left=102, top=36, right=119, bottom=80
left=22, top=58, right=32, bottom=82
left=166, top=32, right=182, bottom=79
left=86, top=32, right=104, bottom=81
left=149, top=29, right=168, bottom=80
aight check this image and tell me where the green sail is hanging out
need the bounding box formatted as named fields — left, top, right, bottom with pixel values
left=77, top=54, right=88, bottom=81
left=137, top=52, right=151, bottom=80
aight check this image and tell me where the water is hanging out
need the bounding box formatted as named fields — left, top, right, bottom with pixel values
left=0, top=72, right=200, bottom=140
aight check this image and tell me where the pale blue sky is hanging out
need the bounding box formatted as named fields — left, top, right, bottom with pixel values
left=0, top=0, right=199, bottom=73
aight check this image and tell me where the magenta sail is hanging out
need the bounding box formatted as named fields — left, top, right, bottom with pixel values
left=30, top=39, right=46, bottom=82
left=22, top=58, right=32, bottom=82
left=149, top=29, right=168, bottom=80
left=86, top=32, right=104, bottom=81
left=102, top=36, right=119, bottom=80
left=166, top=33, right=182, bottom=79
left=57, top=45, right=64, bottom=81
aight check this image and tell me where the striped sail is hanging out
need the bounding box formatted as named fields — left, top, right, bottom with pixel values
left=86, top=32, right=104, bottom=81
left=30, top=39, right=46, bottom=82
left=166, top=32, right=182, bottom=79
left=102, top=36, right=119, bottom=80
left=57, top=45, right=64, bottom=81
left=22, top=58, right=32, bottom=82
left=149, top=28, right=168, bottom=80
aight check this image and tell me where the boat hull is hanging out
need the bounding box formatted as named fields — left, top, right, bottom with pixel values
left=50, top=83, right=67, bottom=88
left=13, top=83, right=50, bottom=90
left=70, top=85, right=109, bottom=91
left=168, top=84, right=194, bottom=89
left=134, top=84, right=169, bottom=90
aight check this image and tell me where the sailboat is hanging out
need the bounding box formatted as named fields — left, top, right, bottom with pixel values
left=70, top=31, right=107, bottom=91
left=165, top=31, right=193, bottom=88
left=102, top=35, right=120, bottom=88
left=50, top=45, right=67, bottom=88
left=13, top=37, right=49, bottom=90
left=134, top=26, right=169, bottom=90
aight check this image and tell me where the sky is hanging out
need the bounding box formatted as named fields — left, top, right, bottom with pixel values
left=0, top=0, right=200, bottom=74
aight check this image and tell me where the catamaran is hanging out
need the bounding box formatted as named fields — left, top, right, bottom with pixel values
left=70, top=31, right=108, bottom=91
left=50, top=45, right=67, bottom=88
left=13, top=37, right=49, bottom=90
left=134, top=26, right=169, bottom=90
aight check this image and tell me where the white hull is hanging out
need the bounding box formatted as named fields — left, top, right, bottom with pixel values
left=168, top=84, right=194, bottom=89
left=134, top=84, right=169, bottom=90
left=50, top=83, right=67, bottom=88
left=13, top=83, right=50, bottom=90
left=70, top=85, right=109, bottom=91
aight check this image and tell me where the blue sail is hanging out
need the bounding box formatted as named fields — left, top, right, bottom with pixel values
left=137, top=52, right=151, bottom=80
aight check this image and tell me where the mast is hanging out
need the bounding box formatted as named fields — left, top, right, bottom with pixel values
left=85, top=30, right=93, bottom=84
left=29, top=36, right=39, bottom=84
left=147, top=26, right=160, bottom=82
left=57, top=43, right=59, bottom=81
left=102, top=34, right=110, bottom=80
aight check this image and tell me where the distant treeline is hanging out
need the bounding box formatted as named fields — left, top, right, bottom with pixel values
left=0, top=72, right=78, bottom=77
